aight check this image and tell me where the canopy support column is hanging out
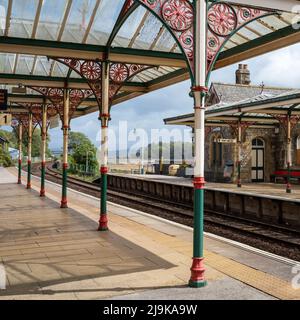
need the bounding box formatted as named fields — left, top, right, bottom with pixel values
left=286, top=114, right=292, bottom=194
left=189, top=0, right=207, bottom=288
left=237, top=121, right=242, bottom=188
left=61, top=89, right=69, bottom=208
left=18, top=123, right=23, bottom=184
left=40, top=103, right=47, bottom=197
left=26, top=113, right=33, bottom=189
left=98, top=61, right=109, bottom=232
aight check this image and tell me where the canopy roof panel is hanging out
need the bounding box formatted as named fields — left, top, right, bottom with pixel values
left=0, top=0, right=300, bottom=118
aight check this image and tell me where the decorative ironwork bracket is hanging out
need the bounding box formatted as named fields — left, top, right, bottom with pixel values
left=124, top=0, right=276, bottom=82
left=27, top=88, right=93, bottom=123
left=50, top=58, right=152, bottom=111
left=271, top=114, right=300, bottom=139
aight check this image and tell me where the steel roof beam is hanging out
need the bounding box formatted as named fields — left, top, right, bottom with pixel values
left=215, top=25, right=300, bottom=70
left=0, top=74, right=147, bottom=92
left=4, top=0, right=13, bottom=37
left=229, top=0, right=300, bottom=13
left=82, top=0, right=101, bottom=43
left=31, top=0, right=43, bottom=39
left=0, top=37, right=186, bottom=67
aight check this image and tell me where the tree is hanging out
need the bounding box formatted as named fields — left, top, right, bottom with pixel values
left=68, top=132, right=92, bottom=153
left=0, top=129, right=18, bottom=149
left=0, top=148, right=13, bottom=167
left=22, top=128, right=51, bottom=158
left=68, top=131, right=98, bottom=174
left=0, top=128, right=51, bottom=158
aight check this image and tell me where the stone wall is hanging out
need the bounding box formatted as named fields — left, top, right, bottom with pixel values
left=204, top=126, right=278, bottom=183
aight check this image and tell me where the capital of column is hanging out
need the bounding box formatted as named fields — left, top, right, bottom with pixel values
left=101, top=166, right=108, bottom=174
left=99, top=113, right=110, bottom=128
left=192, top=86, right=208, bottom=93
left=41, top=133, right=47, bottom=140
left=193, top=177, right=205, bottom=189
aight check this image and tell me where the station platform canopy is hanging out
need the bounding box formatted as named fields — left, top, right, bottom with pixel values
left=0, top=0, right=300, bottom=119
left=164, top=89, right=300, bottom=129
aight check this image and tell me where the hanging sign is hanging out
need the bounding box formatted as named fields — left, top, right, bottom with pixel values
left=0, top=113, right=12, bottom=126
left=0, top=89, right=8, bottom=110
left=214, top=138, right=237, bottom=144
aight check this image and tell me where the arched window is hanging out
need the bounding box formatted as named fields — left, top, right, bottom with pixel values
left=252, top=138, right=265, bottom=147
left=296, top=136, right=300, bottom=166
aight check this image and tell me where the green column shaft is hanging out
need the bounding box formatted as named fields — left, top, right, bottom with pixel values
left=101, top=172, right=107, bottom=215
left=62, top=165, right=67, bottom=199
left=193, top=188, right=204, bottom=257
left=27, top=161, right=31, bottom=188
left=60, top=163, right=68, bottom=208
left=18, top=160, right=22, bottom=183
left=40, top=163, right=46, bottom=196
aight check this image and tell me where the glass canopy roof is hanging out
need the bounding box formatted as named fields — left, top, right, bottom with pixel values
left=0, top=0, right=299, bottom=117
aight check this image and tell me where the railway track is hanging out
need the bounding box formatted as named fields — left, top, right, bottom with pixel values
left=29, top=163, right=300, bottom=260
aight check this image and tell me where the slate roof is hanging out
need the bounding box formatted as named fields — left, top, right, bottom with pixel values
left=164, top=87, right=300, bottom=125
left=209, top=83, right=294, bottom=104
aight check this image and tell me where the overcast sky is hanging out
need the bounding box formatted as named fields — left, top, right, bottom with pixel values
left=48, top=42, right=300, bottom=151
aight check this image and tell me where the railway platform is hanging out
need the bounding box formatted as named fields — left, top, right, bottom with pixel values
left=115, top=174, right=300, bottom=202
left=0, top=167, right=300, bottom=300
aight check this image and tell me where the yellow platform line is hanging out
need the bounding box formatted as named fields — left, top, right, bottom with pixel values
left=8, top=167, right=300, bottom=300
left=204, top=250, right=300, bottom=300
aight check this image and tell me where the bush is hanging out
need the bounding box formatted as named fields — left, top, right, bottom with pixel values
left=0, top=148, right=13, bottom=167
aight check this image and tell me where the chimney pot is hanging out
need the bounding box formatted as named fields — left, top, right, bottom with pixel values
left=236, top=64, right=251, bottom=85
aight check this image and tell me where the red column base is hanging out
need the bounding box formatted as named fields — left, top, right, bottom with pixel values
left=237, top=180, right=242, bottom=188
left=98, top=214, right=108, bottom=231
left=40, top=188, right=45, bottom=197
left=60, top=197, right=68, bottom=208
left=26, top=183, right=31, bottom=189
left=17, top=179, right=21, bottom=185
left=286, top=184, right=292, bottom=194
left=189, top=258, right=207, bottom=288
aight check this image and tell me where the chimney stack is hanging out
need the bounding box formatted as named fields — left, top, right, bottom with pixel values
left=236, top=64, right=251, bottom=85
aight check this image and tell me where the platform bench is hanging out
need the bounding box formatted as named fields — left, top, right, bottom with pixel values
left=270, top=170, right=300, bottom=184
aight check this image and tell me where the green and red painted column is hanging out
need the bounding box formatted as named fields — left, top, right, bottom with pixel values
left=61, top=89, right=70, bottom=208
left=286, top=114, right=292, bottom=194
left=237, top=121, right=242, bottom=188
left=17, top=123, right=23, bottom=184
left=189, top=0, right=207, bottom=288
left=40, top=104, right=47, bottom=197
left=98, top=61, right=110, bottom=231
left=26, top=113, right=33, bottom=189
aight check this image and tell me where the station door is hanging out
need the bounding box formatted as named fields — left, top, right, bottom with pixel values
left=251, top=138, right=265, bottom=182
